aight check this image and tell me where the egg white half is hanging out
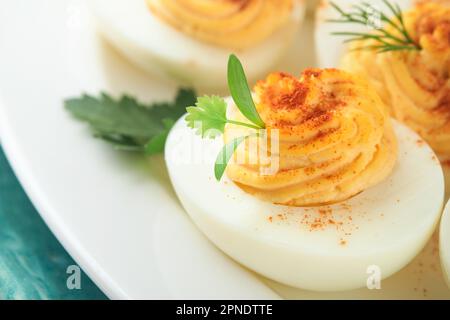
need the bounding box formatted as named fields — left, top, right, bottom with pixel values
left=445, top=166, right=450, bottom=200
left=165, top=111, right=444, bottom=292
left=89, top=0, right=305, bottom=90
left=441, top=200, right=450, bottom=288
left=315, top=0, right=414, bottom=68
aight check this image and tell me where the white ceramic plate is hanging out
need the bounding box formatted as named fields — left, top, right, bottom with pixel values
left=441, top=200, right=450, bottom=288
left=0, top=0, right=448, bottom=299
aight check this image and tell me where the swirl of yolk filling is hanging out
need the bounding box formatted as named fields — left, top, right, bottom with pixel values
left=341, top=2, right=450, bottom=160
left=146, top=0, right=297, bottom=49
left=224, top=69, right=398, bottom=207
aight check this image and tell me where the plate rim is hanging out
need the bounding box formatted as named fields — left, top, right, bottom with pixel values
left=0, top=96, right=125, bottom=299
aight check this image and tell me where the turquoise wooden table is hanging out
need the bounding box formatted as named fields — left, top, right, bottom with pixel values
left=0, top=146, right=107, bottom=300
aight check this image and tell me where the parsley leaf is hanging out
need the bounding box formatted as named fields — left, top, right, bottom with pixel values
left=228, top=54, right=265, bottom=128
left=184, top=54, right=267, bottom=181
left=65, top=88, right=196, bottom=153
left=185, top=96, right=228, bottom=138
left=144, top=118, right=175, bottom=155
left=214, top=136, right=248, bottom=181
left=185, top=95, right=263, bottom=140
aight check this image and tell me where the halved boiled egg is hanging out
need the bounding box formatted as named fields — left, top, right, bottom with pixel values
left=166, top=110, right=443, bottom=292
left=441, top=200, right=450, bottom=288
left=165, top=68, right=444, bottom=291
left=89, top=0, right=305, bottom=89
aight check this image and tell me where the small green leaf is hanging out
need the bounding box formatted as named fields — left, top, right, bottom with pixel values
left=185, top=95, right=228, bottom=138
left=214, top=136, right=247, bottom=181
left=227, top=54, right=265, bottom=128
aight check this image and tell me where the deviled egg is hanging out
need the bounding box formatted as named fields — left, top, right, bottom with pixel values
left=90, top=0, right=306, bottom=89
left=316, top=0, right=450, bottom=161
left=166, top=66, right=444, bottom=291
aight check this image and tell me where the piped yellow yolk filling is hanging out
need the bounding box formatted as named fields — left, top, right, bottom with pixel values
left=341, top=2, right=450, bottom=160
left=146, top=0, right=296, bottom=49
left=225, top=69, right=398, bottom=207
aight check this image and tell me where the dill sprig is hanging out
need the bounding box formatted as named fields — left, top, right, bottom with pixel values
left=328, top=0, right=421, bottom=53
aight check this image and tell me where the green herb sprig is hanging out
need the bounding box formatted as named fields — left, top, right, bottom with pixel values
left=186, top=54, right=265, bottom=181
left=65, top=88, right=196, bottom=155
left=328, top=0, right=421, bottom=53
left=65, top=55, right=265, bottom=181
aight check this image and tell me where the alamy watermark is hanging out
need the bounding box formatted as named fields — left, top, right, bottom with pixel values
left=367, top=265, right=382, bottom=290
left=66, top=265, right=82, bottom=290
left=166, top=124, right=281, bottom=176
